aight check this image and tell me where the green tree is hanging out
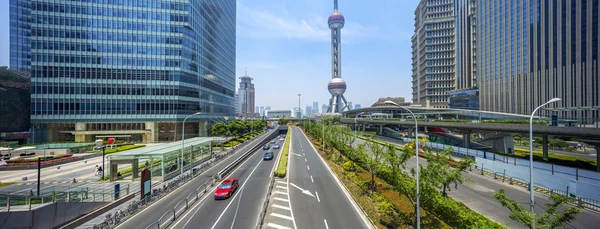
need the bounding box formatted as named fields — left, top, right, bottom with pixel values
left=278, top=117, right=287, bottom=126
left=430, top=147, right=473, bottom=197
left=229, top=120, right=245, bottom=137
left=494, top=189, right=582, bottom=229
left=211, top=122, right=229, bottom=137
left=364, top=140, right=384, bottom=192
left=548, top=138, right=569, bottom=149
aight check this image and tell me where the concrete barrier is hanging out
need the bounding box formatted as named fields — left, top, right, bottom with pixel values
left=0, top=201, right=108, bottom=229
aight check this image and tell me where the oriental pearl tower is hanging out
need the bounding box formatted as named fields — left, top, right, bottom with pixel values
left=326, top=0, right=348, bottom=113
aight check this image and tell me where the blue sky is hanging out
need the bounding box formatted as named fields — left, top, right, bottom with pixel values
left=0, top=0, right=418, bottom=112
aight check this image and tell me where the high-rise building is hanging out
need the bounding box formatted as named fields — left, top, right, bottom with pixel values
left=259, top=106, right=265, bottom=116
left=10, top=0, right=236, bottom=143
left=255, top=106, right=260, bottom=114
left=354, top=104, right=361, bottom=109
left=265, top=106, right=271, bottom=111
left=326, top=0, right=349, bottom=113
left=305, top=106, right=312, bottom=116
left=313, top=101, right=319, bottom=114
left=235, top=93, right=240, bottom=115
left=477, top=0, right=599, bottom=120
left=238, top=74, right=255, bottom=116
left=347, top=102, right=353, bottom=110
left=412, top=0, right=459, bottom=108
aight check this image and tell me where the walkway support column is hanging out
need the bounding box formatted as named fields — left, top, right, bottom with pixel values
left=407, top=128, right=413, bottom=138
left=378, top=125, right=383, bottom=136
left=542, top=135, right=549, bottom=159
left=463, top=132, right=471, bottom=149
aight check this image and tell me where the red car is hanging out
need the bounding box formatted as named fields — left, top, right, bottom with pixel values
left=214, top=178, right=239, bottom=200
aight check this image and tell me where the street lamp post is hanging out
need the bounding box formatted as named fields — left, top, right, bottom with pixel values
left=529, top=98, right=560, bottom=229
left=298, top=94, right=301, bottom=119
left=384, top=100, right=420, bottom=229
left=181, top=112, right=202, bottom=176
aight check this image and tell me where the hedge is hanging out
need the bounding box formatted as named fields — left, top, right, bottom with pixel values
left=433, top=119, right=468, bottom=123
left=274, top=129, right=291, bottom=178
left=482, top=119, right=548, bottom=125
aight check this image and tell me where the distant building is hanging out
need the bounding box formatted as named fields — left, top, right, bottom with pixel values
left=238, top=75, right=255, bottom=116
left=294, top=107, right=302, bottom=118
left=255, top=106, right=260, bottom=114
left=0, top=67, right=31, bottom=143
left=305, top=106, right=312, bottom=116
left=372, top=97, right=411, bottom=107
left=265, top=106, right=271, bottom=111
left=449, top=87, right=479, bottom=110
left=312, top=101, right=319, bottom=114
left=266, top=110, right=292, bottom=118
left=354, top=104, right=361, bottom=109
left=321, top=104, right=329, bottom=114
left=259, top=106, right=265, bottom=116
left=347, top=102, right=353, bottom=110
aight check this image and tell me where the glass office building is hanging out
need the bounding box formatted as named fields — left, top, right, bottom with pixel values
left=10, top=0, right=236, bottom=143
left=448, top=87, right=479, bottom=110
left=477, top=0, right=599, bottom=122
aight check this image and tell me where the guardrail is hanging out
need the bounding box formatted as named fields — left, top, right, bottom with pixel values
left=138, top=130, right=279, bottom=229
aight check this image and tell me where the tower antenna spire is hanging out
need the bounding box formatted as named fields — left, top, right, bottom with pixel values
left=334, top=0, right=338, bottom=11
left=245, top=67, right=247, bottom=75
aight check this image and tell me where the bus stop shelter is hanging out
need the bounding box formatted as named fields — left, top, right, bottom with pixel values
left=106, top=137, right=212, bottom=182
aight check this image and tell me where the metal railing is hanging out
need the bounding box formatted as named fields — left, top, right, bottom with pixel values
left=472, top=165, right=600, bottom=212
left=255, top=176, right=275, bottom=229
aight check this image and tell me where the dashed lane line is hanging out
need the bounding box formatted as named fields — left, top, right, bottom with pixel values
left=272, top=204, right=291, bottom=211
left=266, top=223, right=293, bottom=229
left=273, top=197, right=290, bottom=202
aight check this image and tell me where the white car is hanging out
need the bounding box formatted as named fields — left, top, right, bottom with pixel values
left=279, top=138, right=284, bottom=141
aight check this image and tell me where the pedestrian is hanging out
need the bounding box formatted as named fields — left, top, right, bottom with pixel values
left=98, top=166, right=103, bottom=177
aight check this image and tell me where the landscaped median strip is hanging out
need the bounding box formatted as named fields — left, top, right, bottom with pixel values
left=274, top=128, right=291, bottom=178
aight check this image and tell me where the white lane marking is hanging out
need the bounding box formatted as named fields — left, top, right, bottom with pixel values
left=304, top=158, right=307, bottom=162
left=297, top=127, right=375, bottom=229
left=272, top=204, right=291, bottom=210
left=306, top=165, right=310, bottom=171
left=289, top=183, right=315, bottom=198
left=276, top=181, right=287, bottom=184
left=276, top=185, right=288, bottom=189
left=316, top=191, right=320, bottom=203
left=274, top=197, right=290, bottom=202
left=287, top=129, right=298, bottom=229
left=167, top=181, right=220, bottom=229
left=267, top=222, right=293, bottom=229
left=209, top=159, right=264, bottom=229
left=274, top=191, right=289, bottom=195
left=302, top=153, right=305, bottom=156
left=271, top=213, right=294, bottom=221
left=310, top=175, right=314, bottom=183
left=324, top=219, right=329, bottom=229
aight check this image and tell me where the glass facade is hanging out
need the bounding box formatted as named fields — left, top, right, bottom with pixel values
left=448, top=88, right=479, bottom=110
left=477, top=0, right=599, bottom=122
left=10, top=0, right=236, bottom=142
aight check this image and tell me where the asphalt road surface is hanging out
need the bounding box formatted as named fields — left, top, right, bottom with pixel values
left=353, top=136, right=600, bottom=229
left=168, top=138, right=283, bottom=229
left=115, top=129, right=277, bottom=229
left=287, top=127, right=373, bottom=229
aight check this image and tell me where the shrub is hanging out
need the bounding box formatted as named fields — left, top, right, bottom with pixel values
left=433, top=119, right=468, bottom=123
left=482, top=120, right=547, bottom=125
left=343, top=161, right=356, bottom=172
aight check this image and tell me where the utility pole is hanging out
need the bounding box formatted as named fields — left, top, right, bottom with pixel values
left=298, top=94, right=301, bottom=119
left=37, top=157, right=41, bottom=196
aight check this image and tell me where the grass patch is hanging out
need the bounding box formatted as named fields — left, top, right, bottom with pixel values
left=0, top=182, right=16, bottom=188
left=274, top=129, right=291, bottom=178
left=511, top=148, right=597, bottom=170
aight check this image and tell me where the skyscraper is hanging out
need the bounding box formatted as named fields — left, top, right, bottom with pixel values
left=305, top=106, right=312, bottom=116
left=347, top=102, right=353, bottom=110
left=412, top=0, right=459, bottom=108
left=326, top=0, right=349, bottom=113
left=477, top=0, right=599, bottom=120
left=322, top=104, right=329, bottom=114
left=235, top=93, right=240, bottom=115
left=260, top=106, right=265, bottom=116
left=238, top=74, right=255, bottom=116
left=10, top=0, right=236, bottom=143
left=313, top=101, right=319, bottom=114
left=354, top=104, right=361, bottom=109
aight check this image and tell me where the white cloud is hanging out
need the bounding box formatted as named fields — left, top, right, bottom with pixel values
left=237, top=2, right=375, bottom=43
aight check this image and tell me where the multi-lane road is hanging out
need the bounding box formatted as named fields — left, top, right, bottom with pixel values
left=116, top=126, right=374, bottom=229
left=284, top=126, right=372, bottom=229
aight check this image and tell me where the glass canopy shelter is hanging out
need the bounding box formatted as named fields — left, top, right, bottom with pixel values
left=107, top=137, right=212, bottom=182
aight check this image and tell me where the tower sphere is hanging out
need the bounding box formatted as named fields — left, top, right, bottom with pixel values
left=328, top=12, right=345, bottom=29
left=328, top=78, right=347, bottom=95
